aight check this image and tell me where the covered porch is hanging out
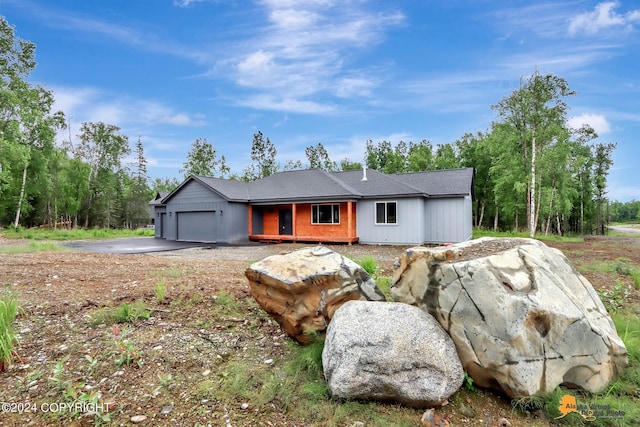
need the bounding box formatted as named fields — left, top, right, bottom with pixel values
left=248, top=201, right=358, bottom=244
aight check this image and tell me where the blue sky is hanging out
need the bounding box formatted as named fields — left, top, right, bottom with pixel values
left=1, top=0, right=639, bottom=201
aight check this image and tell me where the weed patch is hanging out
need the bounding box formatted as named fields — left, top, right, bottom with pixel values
left=0, top=290, right=22, bottom=370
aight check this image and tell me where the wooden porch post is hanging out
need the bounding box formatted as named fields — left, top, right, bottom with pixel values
left=292, top=203, right=296, bottom=237
left=248, top=205, right=253, bottom=236
left=347, top=201, right=353, bottom=239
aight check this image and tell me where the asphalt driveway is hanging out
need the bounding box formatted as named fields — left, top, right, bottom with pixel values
left=62, top=237, right=214, bottom=254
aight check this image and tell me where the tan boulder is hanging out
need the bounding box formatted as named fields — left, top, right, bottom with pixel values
left=391, top=237, right=628, bottom=397
left=245, top=246, right=385, bottom=343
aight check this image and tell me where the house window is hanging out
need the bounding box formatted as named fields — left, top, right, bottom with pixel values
left=312, top=204, right=340, bottom=224
left=375, top=201, right=397, bottom=224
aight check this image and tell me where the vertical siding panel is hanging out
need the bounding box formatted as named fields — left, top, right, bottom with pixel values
left=357, top=198, right=423, bottom=245
left=424, top=197, right=471, bottom=244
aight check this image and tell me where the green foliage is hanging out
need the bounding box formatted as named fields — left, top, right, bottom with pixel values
left=214, top=290, right=240, bottom=314
left=0, top=240, right=67, bottom=254
left=305, top=142, right=337, bottom=171
left=598, top=281, right=631, bottom=313
left=463, top=372, right=479, bottom=392
left=0, top=291, right=22, bottom=368
left=180, top=137, right=222, bottom=178
left=89, top=301, right=150, bottom=326
left=243, top=130, right=278, bottom=181
left=154, top=281, right=167, bottom=302
left=472, top=228, right=583, bottom=242
left=0, top=227, right=154, bottom=241
left=15, top=369, right=42, bottom=393
left=113, top=302, right=150, bottom=324
left=354, top=255, right=379, bottom=276
left=112, top=326, right=142, bottom=367
left=47, top=356, right=71, bottom=392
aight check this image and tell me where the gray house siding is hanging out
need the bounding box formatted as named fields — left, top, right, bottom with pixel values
left=161, top=180, right=248, bottom=242
left=423, top=196, right=473, bottom=244
left=356, top=198, right=425, bottom=245
left=153, top=206, right=166, bottom=238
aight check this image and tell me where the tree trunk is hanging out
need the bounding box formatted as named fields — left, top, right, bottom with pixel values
left=478, top=202, right=485, bottom=228
left=529, top=130, right=537, bottom=238
left=13, top=164, right=28, bottom=229
left=579, top=173, right=584, bottom=235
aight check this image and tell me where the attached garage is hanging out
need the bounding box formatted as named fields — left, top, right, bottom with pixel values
left=176, top=211, right=219, bottom=242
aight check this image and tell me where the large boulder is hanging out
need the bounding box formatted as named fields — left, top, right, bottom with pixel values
left=322, top=300, right=463, bottom=408
left=245, top=246, right=385, bottom=343
left=391, top=237, right=628, bottom=398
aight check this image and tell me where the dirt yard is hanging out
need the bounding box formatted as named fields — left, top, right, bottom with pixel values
left=0, top=236, right=638, bottom=426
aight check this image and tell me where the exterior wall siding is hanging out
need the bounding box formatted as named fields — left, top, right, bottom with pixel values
left=423, top=196, right=472, bottom=243
left=161, top=181, right=248, bottom=242
left=294, top=203, right=354, bottom=238
left=356, top=198, right=424, bottom=245
left=153, top=206, right=166, bottom=238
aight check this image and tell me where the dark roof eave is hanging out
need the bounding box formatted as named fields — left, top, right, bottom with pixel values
left=249, top=196, right=362, bottom=205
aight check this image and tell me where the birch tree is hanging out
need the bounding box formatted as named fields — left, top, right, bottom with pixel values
left=491, top=71, right=575, bottom=237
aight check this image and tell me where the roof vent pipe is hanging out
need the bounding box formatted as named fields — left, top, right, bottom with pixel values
left=361, top=166, right=367, bottom=181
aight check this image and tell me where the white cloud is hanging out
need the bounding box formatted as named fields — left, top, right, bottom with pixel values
left=567, top=113, right=611, bottom=135
left=335, top=77, right=377, bottom=98
left=236, top=95, right=335, bottom=114
left=50, top=85, right=207, bottom=147
left=568, top=2, right=640, bottom=35
left=173, top=0, right=220, bottom=8
left=219, top=2, right=404, bottom=113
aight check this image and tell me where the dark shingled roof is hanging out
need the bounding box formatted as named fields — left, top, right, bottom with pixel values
left=331, top=169, right=423, bottom=197
left=148, top=191, right=169, bottom=205
left=248, top=169, right=361, bottom=203
left=392, top=167, right=474, bottom=197
left=194, top=175, right=251, bottom=202
left=162, top=168, right=473, bottom=204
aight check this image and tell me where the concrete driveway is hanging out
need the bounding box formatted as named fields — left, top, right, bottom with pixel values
left=62, top=237, right=214, bottom=254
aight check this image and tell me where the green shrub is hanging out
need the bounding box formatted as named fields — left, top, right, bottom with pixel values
left=354, top=255, right=379, bottom=276
left=0, top=291, right=22, bottom=369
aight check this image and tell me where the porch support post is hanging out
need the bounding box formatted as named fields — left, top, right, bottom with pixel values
left=347, top=201, right=353, bottom=238
left=291, top=203, right=296, bottom=237
left=248, top=205, right=253, bottom=236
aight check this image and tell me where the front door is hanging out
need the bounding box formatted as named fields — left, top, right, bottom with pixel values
left=279, top=208, right=292, bottom=235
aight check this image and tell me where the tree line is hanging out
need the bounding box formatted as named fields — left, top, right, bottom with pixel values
left=1, top=17, right=632, bottom=235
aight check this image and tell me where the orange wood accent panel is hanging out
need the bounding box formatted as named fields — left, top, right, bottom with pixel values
left=263, top=207, right=281, bottom=235
left=294, top=203, right=354, bottom=238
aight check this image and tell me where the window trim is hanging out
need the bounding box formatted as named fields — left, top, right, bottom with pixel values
left=374, top=201, right=398, bottom=225
left=311, top=203, right=341, bottom=225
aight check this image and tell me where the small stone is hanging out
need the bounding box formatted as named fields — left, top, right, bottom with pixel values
left=497, top=418, right=512, bottom=427
left=152, top=345, right=162, bottom=351
left=240, top=403, right=249, bottom=410
left=263, top=358, right=273, bottom=365
left=160, top=406, right=173, bottom=415
left=459, top=402, right=476, bottom=418
left=202, top=369, right=211, bottom=376
left=420, top=408, right=450, bottom=427
left=131, top=415, right=147, bottom=423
